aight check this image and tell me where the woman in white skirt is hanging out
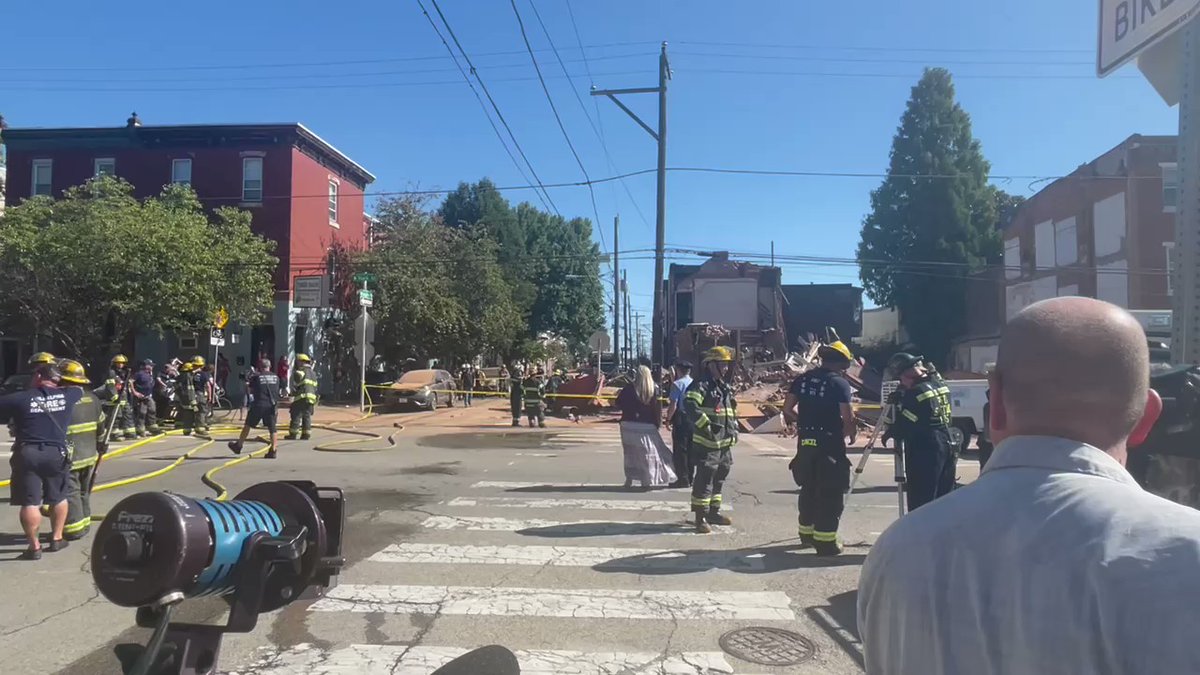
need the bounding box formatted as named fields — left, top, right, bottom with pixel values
left=615, top=365, right=678, bottom=489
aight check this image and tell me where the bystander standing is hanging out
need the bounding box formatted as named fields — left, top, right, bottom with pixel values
left=228, top=358, right=281, bottom=459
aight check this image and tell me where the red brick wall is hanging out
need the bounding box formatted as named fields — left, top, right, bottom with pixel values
left=287, top=147, right=367, bottom=300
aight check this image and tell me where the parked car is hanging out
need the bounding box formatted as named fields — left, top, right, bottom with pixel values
left=0, top=373, right=31, bottom=396
left=387, top=369, right=457, bottom=411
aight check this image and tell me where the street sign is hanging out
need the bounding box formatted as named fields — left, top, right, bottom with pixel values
left=213, top=307, right=229, bottom=329
left=209, top=327, right=226, bottom=347
left=1098, top=0, right=1200, bottom=77
left=354, top=312, right=376, bottom=364
left=588, top=330, right=611, bottom=353
left=294, top=275, right=328, bottom=308
left=359, top=289, right=374, bottom=307
left=353, top=272, right=376, bottom=284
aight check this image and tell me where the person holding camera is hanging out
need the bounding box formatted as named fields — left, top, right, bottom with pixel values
left=886, top=352, right=955, bottom=511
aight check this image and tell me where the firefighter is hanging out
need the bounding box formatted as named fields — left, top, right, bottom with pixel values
left=100, top=355, right=136, bottom=441
left=287, top=354, right=318, bottom=440
left=523, top=367, right=547, bottom=428
left=28, top=352, right=56, bottom=367
left=130, top=359, right=161, bottom=437
left=509, top=366, right=524, bottom=427
left=887, top=352, right=956, bottom=511
left=685, top=346, right=739, bottom=534
left=58, top=360, right=105, bottom=540
left=191, top=356, right=212, bottom=433
left=782, top=340, right=857, bottom=555
left=175, top=361, right=199, bottom=435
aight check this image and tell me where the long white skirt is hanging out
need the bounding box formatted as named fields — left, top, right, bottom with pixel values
left=620, top=421, right=678, bottom=487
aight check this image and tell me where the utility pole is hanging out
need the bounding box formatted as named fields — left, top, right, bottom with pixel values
left=612, top=215, right=620, bottom=371
left=623, top=270, right=632, bottom=366
left=633, top=311, right=643, bottom=358
left=1176, top=18, right=1200, bottom=364
left=593, top=42, right=670, bottom=366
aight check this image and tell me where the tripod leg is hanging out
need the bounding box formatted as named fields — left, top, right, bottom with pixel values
left=893, top=440, right=907, bottom=517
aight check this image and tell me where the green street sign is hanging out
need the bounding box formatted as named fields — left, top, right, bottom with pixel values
left=352, top=272, right=376, bottom=283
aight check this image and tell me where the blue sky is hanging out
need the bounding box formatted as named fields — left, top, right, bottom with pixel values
left=2, top=0, right=1179, bottom=321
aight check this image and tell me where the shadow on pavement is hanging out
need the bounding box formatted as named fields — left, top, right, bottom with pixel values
left=593, top=543, right=866, bottom=575
left=805, top=590, right=863, bottom=668
left=503, top=484, right=646, bottom=494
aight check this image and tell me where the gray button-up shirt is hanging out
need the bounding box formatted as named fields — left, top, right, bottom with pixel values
left=858, top=435, right=1200, bottom=675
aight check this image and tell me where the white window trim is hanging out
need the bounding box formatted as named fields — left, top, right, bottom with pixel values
left=242, top=157, right=263, bottom=204
left=31, top=159, right=52, bottom=197
left=1162, top=162, right=1179, bottom=214
left=328, top=178, right=340, bottom=227
left=171, top=158, right=192, bottom=185
left=1166, top=241, right=1176, bottom=297
left=93, top=157, right=116, bottom=178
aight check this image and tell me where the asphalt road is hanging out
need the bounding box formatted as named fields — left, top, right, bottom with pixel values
left=0, top=402, right=981, bottom=674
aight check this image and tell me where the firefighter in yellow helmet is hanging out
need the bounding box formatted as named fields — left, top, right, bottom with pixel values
left=190, top=355, right=213, bottom=433
left=782, top=340, right=857, bottom=555
left=685, top=346, right=739, bottom=534
left=287, top=354, right=318, bottom=440
left=175, top=361, right=199, bottom=435
left=100, top=354, right=136, bottom=441
left=27, top=352, right=56, bottom=366
left=57, top=360, right=104, bottom=540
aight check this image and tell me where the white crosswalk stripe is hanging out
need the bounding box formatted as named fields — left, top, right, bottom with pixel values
left=241, top=644, right=745, bottom=674
left=369, top=543, right=765, bottom=571
left=445, top=496, right=730, bottom=512
left=420, top=515, right=735, bottom=535
left=312, top=585, right=795, bottom=620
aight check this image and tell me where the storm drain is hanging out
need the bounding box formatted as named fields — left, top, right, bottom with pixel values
left=719, top=626, right=816, bottom=666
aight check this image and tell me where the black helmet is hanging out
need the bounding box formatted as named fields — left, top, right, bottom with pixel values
left=887, top=352, right=924, bottom=377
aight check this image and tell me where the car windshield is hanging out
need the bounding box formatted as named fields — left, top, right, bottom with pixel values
left=396, top=370, right=437, bottom=385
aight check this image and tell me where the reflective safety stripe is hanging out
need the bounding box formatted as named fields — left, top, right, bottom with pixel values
left=685, top=391, right=704, bottom=404
left=710, top=494, right=722, bottom=504
left=812, top=531, right=839, bottom=542
left=67, top=422, right=98, bottom=434
left=63, top=518, right=91, bottom=535
left=71, top=456, right=98, bottom=470
left=916, top=386, right=950, bottom=402
left=901, top=409, right=918, bottom=422
left=690, top=497, right=710, bottom=507
left=695, top=406, right=736, bottom=419
left=797, top=524, right=815, bottom=535
left=303, top=379, right=318, bottom=387
left=692, top=434, right=734, bottom=449
left=694, top=414, right=711, bottom=429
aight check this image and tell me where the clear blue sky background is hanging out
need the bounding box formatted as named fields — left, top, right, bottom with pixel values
left=2, top=0, right=1179, bottom=323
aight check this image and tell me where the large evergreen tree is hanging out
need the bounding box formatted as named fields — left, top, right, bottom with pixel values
left=857, top=68, right=1001, bottom=363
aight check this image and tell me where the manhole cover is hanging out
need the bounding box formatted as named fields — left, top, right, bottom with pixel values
left=719, top=626, right=816, bottom=666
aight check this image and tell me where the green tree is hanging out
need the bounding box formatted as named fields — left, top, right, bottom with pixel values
left=0, top=177, right=276, bottom=367
left=857, top=68, right=1001, bottom=363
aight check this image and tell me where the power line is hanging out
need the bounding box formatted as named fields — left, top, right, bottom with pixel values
left=414, top=0, right=551, bottom=214
left=556, top=0, right=654, bottom=232
left=0, top=41, right=661, bottom=72
left=675, top=40, right=1093, bottom=55
left=508, top=0, right=609, bottom=270
left=684, top=66, right=1139, bottom=81
left=673, top=50, right=1094, bottom=67
left=424, top=0, right=561, bottom=216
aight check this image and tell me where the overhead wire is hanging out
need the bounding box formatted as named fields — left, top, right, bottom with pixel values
left=414, top=0, right=548, bottom=213
left=424, top=0, right=562, bottom=216
left=508, top=0, right=608, bottom=265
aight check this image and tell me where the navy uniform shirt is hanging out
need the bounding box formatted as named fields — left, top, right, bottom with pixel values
left=789, top=367, right=853, bottom=434
left=132, top=370, right=155, bottom=397
left=247, top=372, right=281, bottom=409
left=0, top=387, right=83, bottom=446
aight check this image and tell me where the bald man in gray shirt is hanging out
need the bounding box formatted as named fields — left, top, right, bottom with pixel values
left=858, top=297, right=1200, bottom=675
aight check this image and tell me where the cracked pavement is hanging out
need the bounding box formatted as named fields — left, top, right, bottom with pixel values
left=1, top=403, right=976, bottom=673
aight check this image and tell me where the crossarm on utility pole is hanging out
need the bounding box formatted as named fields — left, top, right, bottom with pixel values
left=591, top=88, right=660, bottom=141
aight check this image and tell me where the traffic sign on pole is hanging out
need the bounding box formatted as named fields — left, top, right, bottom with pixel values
left=1098, top=0, right=1200, bottom=76
left=359, top=289, right=374, bottom=307
left=209, top=327, right=226, bottom=347
left=352, top=272, right=376, bottom=284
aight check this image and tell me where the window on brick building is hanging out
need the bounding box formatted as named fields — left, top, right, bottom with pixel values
left=172, top=158, right=192, bottom=186
left=1162, top=163, right=1179, bottom=213
left=93, top=158, right=115, bottom=178
left=242, top=157, right=263, bottom=203
left=328, top=179, right=339, bottom=225
left=31, top=159, right=52, bottom=197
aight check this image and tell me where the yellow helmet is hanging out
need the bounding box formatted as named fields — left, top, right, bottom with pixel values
left=179, top=361, right=194, bottom=373
left=819, top=340, right=854, bottom=363
left=191, top=355, right=205, bottom=367
left=296, top=354, right=312, bottom=363
left=702, top=346, right=735, bottom=363
left=28, top=352, right=56, bottom=366
left=58, top=359, right=89, bottom=385
left=111, top=354, right=128, bottom=366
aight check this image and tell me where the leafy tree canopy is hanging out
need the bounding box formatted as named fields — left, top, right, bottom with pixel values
left=0, top=177, right=276, bottom=367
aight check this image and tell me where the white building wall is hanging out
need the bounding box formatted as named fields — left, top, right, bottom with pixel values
left=1034, top=220, right=1055, bottom=270
left=1094, top=192, right=1126, bottom=258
